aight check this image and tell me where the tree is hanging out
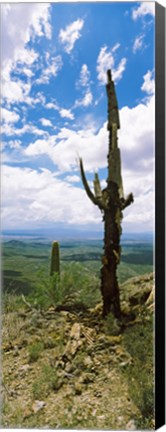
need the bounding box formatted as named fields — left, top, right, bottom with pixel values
left=79, top=69, right=134, bottom=317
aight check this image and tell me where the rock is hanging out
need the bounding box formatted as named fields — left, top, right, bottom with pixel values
left=64, top=338, right=82, bottom=359
left=23, top=408, right=32, bottom=419
left=129, top=285, right=152, bottom=306
left=65, top=362, right=74, bottom=373
left=70, top=323, right=81, bottom=340
left=126, top=419, right=137, bottom=430
left=63, top=323, right=83, bottom=359
left=83, top=356, right=93, bottom=368
left=74, top=382, right=83, bottom=395
left=19, top=364, right=31, bottom=373
left=78, top=372, right=94, bottom=384
left=32, top=400, right=46, bottom=413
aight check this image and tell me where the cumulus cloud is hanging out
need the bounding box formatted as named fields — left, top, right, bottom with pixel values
left=132, top=2, right=155, bottom=20
left=24, top=93, right=154, bottom=175
left=1, top=122, right=49, bottom=139
left=1, top=107, right=20, bottom=124
left=65, top=175, right=80, bottom=183
left=59, top=19, right=84, bottom=54
left=141, top=70, right=155, bottom=95
left=22, top=92, right=154, bottom=231
left=2, top=80, right=31, bottom=105
left=1, top=4, right=52, bottom=65
left=40, top=118, right=52, bottom=127
left=1, top=4, right=52, bottom=107
left=45, top=100, right=74, bottom=120
left=46, top=102, right=59, bottom=110
left=59, top=108, right=74, bottom=120
left=96, top=44, right=127, bottom=84
left=1, top=165, right=101, bottom=229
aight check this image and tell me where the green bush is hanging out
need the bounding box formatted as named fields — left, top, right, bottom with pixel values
left=29, top=263, right=101, bottom=310
left=122, top=314, right=154, bottom=429
left=28, top=341, right=44, bottom=362
left=32, top=364, right=60, bottom=399
left=2, top=290, right=23, bottom=313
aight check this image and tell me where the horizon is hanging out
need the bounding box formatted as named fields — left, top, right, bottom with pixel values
left=1, top=2, right=155, bottom=233
left=1, top=228, right=154, bottom=242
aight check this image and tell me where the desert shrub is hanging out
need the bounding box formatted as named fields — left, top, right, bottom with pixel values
left=29, top=263, right=100, bottom=310
left=122, top=314, right=154, bottom=429
left=2, top=290, right=23, bottom=313
left=103, top=312, right=121, bottom=335
left=32, top=364, right=60, bottom=399
left=28, top=341, right=44, bottom=362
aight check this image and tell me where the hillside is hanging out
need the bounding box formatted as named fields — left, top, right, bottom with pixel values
left=2, top=273, right=154, bottom=430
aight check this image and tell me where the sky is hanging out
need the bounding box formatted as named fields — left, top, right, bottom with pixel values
left=1, top=1, right=155, bottom=235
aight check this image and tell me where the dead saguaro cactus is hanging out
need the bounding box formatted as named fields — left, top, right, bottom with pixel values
left=79, top=69, right=134, bottom=318
left=50, top=241, right=60, bottom=276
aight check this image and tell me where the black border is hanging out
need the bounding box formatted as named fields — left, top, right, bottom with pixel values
left=155, top=2, right=165, bottom=429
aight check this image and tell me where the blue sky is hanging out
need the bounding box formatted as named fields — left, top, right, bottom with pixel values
left=1, top=2, right=155, bottom=234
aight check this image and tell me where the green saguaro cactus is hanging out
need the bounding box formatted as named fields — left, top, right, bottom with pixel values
left=50, top=241, right=60, bottom=276
left=79, top=69, right=134, bottom=318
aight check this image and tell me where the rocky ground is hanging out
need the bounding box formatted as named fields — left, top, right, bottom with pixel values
left=1, top=273, right=154, bottom=430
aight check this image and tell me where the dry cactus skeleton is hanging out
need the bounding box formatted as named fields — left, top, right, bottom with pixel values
left=79, top=69, right=134, bottom=318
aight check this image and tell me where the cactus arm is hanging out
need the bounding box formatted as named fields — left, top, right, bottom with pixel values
left=93, top=173, right=102, bottom=199
left=120, top=193, right=134, bottom=210
left=79, top=158, right=98, bottom=205
left=79, top=158, right=107, bottom=211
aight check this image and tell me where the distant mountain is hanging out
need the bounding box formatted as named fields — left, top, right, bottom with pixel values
left=2, top=228, right=153, bottom=242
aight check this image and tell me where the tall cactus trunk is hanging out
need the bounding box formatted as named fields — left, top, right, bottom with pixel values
left=101, top=182, right=121, bottom=318
left=79, top=69, right=133, bottom=318
left=50, top=241, right=60, bottom=276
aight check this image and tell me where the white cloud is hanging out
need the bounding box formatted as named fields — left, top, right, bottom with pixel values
left=96, top=45, right=127, bottom=85
left=133, top=34, right=145, bottom=53
left=1, top=4, right=52, bottom=107
left=40, top=118, right=53, bottom=127
left=112, top=58, right=127, bottom=83
left=132, top=2, right=155, bottom=20
left=46, top=100, right=74, bottom=120
left=22, top=93, right=155, bottom=231
left=75, top=90, right=93, bottom=108
left=1, top=107, right=20, bottom=124
left=59, top=19, right=84, bottom=54
left=22, top=68, right=34, bottom=78
left=81, top=91, right=93, bottom=107
left=8, top=140, right=22, bottom=149
left=1, top=165, right=101, bottom=229
left=36, top=55, right=63, bottom=85
left=15, top=48, right=38, bottom=66
left=59, top=108, right=74, bottom=120
left=1, top=122, right=49, bottom=139
left=2, top=80, right=31, bottom=105
left=112, top=43, right=121, bottom=53
left=1, top=4, right=52, bottom=65
left=141, top=70, right=155, bottom=95
left=46, top=102, right=59, bottom=110
left=24, top=94, right=155, bottom=176
left=75, top=64, right=93, bottom=108
left=77, top=64, right=91, bottom=88
left=65, top=175, right=80, bottom=183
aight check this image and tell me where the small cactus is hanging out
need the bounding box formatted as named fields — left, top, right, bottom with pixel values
left=50, top=241, right=60, bottom=276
